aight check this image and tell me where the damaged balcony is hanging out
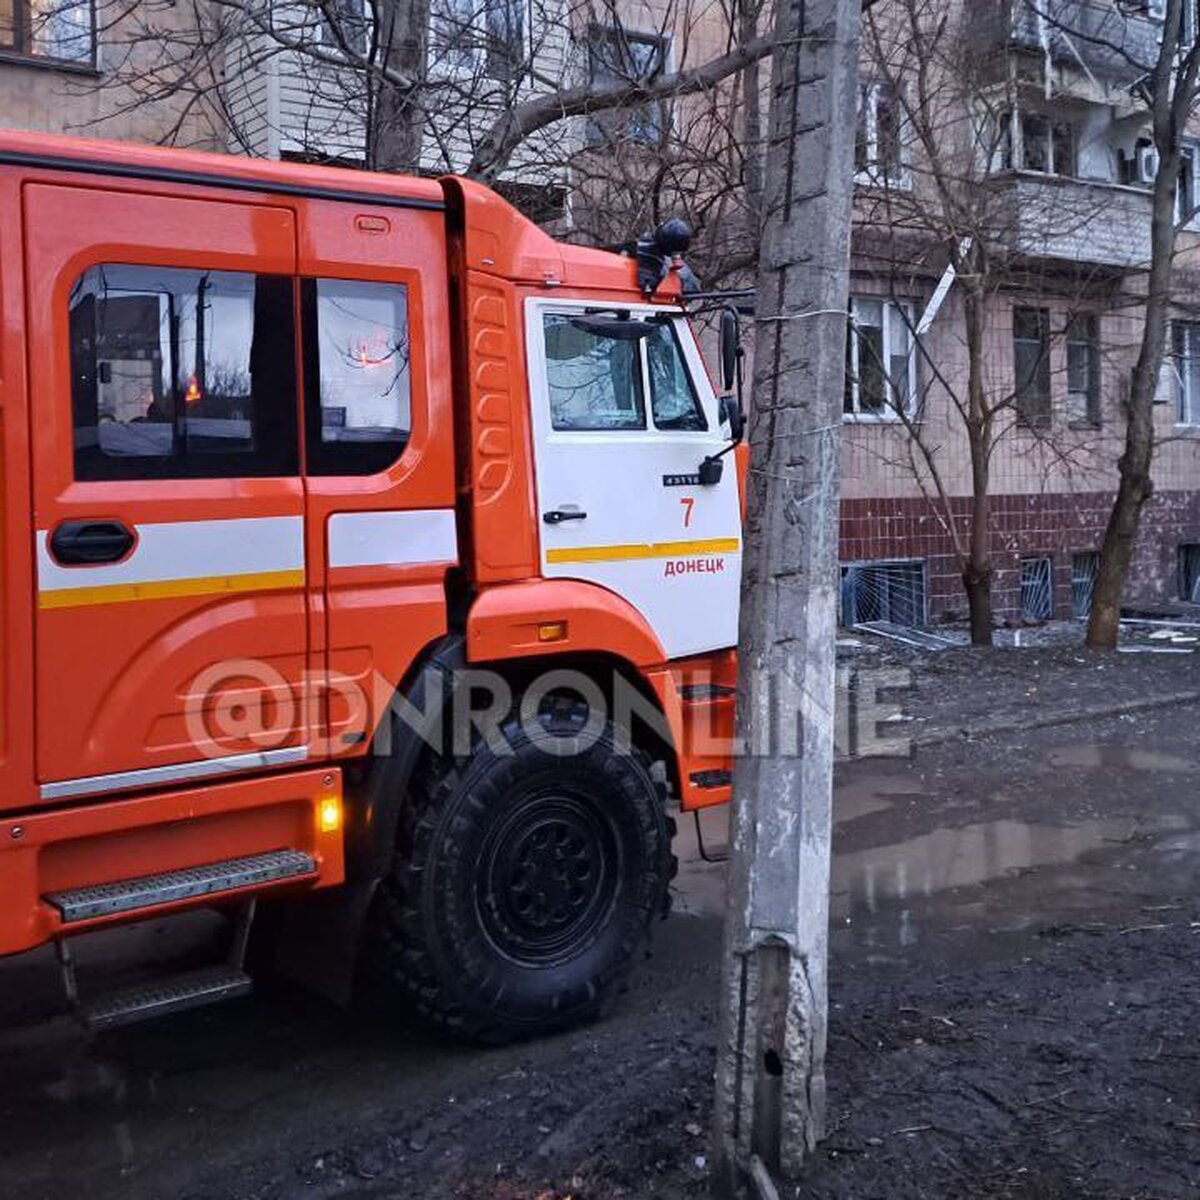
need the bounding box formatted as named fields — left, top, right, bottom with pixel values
left=990, top=172, right=1153, bottom=270
left=973, top=0, right=1167, bottom=96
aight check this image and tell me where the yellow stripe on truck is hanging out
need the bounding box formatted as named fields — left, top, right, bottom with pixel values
left=545, top=538, right=741, bottom=565
left=38, top=568, right=306, bottom=611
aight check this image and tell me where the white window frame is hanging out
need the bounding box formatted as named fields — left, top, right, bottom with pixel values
left=855, top=81, right=911, bottom=190
left=428, top=0, right=484, bottom=76
left=585, top=25, right=675, bottom=147
left=318, top=0, right=371, bottom=54
left=1176, top=141, right=1200, bottom=227
left=1174, top=320, right=1200, bottom=427
left=844, top=297, right=919, bottom=423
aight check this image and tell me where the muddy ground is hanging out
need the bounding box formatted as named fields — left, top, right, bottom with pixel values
left=1, top=648, right=1199, bottom=1199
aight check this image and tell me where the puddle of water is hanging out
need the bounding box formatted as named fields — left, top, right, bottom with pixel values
left=832, top=817, right=1141, bottom=921
left=835, top=773, right=924, bottom=824
left=1046, top=745, right=1197, bottom=773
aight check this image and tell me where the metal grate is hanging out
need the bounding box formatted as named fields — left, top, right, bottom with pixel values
left=840, top=560, right=927, bottom=627
left=1019, top=556, right=1054, bottom=621
left=1071, top=551, right=1099, bottom=620
left=1180, top=544, right=1200, bottom=603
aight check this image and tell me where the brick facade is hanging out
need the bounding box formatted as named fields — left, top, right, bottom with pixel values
left=841, top=490, right=1200, bottom=623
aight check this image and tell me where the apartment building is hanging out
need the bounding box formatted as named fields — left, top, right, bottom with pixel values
left=843, top=0, right=1200, bottom=626
left=0, top=1, right=220, bottom=146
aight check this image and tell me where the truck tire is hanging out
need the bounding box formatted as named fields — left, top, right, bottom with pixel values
left=367, top=703, right=676, bottom=1043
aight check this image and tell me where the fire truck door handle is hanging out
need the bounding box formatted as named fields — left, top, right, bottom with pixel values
left=543, top=509, right=588, bottom=525
left=49, top=520, right=136, bottom=565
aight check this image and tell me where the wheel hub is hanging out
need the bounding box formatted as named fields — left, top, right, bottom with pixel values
left=478, top=794, right=618, bottom=965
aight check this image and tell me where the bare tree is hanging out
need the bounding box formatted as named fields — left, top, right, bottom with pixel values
left=847, top=0, right=1127, bottom=644
left=1026, top=0, right=1200, bottom=648
left=82, top=0, right=770, bottom=205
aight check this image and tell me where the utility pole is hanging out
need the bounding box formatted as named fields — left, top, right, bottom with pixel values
left=712, top=1, right=862, bottom=1196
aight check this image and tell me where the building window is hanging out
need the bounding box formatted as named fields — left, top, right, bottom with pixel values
left=0, top=0, right=95, bottom=64
left=485, top=0, right=523, bottom=80
left=1178, top=143, right=1200, bottom=225
left=1013, top=306, right=1051, bottom=428
left=844, top=298, right=917, bottom=420
left=1173, top=320, right=1200, bottom=425
left=855, top=82, right=908, bottom=187
left=998, top=110, right=1076, bottom=177
left=1066, top=315, right=1101, bottom=426
left=586, top=26, right=670, bottom=145
left=320, top=0, right=369, bottom=54
left=69, top=265, right=298, bottom=481
left=840, top=561, right=927, bottom=628
left=1146, top=0, right=1199, bottom=44
left=1019, top=556, right=1054, bottom=621
left=1071, top=551, right=1099, bottom=619
left=302, top=279, right=411, bottom=477
left=430, top=0, right=479, bottom=71
left=1179, top=544, right=1200, bottom=603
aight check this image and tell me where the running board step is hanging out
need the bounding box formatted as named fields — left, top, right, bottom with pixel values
left=81, top=966, right=252, bottom=1031
left=45, top=849, right=316, bottom=924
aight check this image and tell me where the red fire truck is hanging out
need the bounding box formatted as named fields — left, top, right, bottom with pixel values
left=0, top=129, right=743, bottom=1041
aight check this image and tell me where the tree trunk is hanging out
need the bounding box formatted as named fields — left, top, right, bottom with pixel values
left=963, top=284, right=994, bottom=647
left=711, top=0, right=862, bottom=1195
left=1086, top=158, right=1176, bottom=647
left=369, top=0, right=429, bottom=172
left=1086, top=4, right=1191, bottom=649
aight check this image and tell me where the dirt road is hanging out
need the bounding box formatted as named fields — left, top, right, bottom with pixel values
left=2, top=652, right=1199, bottom=1199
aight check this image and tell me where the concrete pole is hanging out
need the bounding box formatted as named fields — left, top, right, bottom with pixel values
left=711, top=1, right=862, bottom=1196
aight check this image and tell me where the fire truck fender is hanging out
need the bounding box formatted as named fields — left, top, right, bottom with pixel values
left=464, top=578, right=667, bottom=667
left=262, top=634, right=470, bottom=1004
left=351, top=633, right=470, bottom=882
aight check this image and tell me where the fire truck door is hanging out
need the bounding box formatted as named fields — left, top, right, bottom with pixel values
left=25, top=185, right=309, bottom=799
left=527, top=301, right=742, bottom=660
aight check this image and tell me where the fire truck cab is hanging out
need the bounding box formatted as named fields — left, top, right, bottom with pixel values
left=0, top=130, right=741, bottom=1040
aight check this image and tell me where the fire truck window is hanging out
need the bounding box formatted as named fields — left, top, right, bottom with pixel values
left=68, top=265, right=297, bottom=481
left=646, top=323, right=708, bottom=432
left=543, top=314, right=646, bottom=431
left=303, top=278, right=411, bottom=476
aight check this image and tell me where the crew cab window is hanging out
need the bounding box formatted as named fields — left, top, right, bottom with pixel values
left=544, top=313, right=646, bottom=431
left=646, top=323, right=707, bottom=431
left=69, top=265, right=297, bottom=481
left=303, top=278, right=411, bottom=475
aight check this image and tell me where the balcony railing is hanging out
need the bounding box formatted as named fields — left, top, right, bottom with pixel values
left=1006, top=0, right=1164, bottom=86
left=991, top=171, right=1153, bottom=269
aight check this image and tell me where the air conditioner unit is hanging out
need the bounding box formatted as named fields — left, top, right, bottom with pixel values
left=1139, top=143, right=1161, bottom=183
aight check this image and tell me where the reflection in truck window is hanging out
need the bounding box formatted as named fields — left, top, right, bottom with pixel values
left=304, top=279, right=411, bottom=476
left=68, top=265, right=297, bottom=481
left=646, top=323, right=707, bottom=432
left=544, top=314, right=646, bottom=431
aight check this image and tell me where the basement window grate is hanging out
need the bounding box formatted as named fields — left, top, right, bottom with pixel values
left=1020, top=556, right=1054, bottom=621
left=1071, top=552, right=1099, bottom=620
left=1179, top=544, right=1200, bottom=603
left=840, top=560, right=927, bottom=627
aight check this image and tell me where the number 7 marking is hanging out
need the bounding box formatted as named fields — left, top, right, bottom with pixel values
left=681, top=497, right=695, bottom=529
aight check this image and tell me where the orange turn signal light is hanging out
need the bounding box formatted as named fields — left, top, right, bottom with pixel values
left=538, top=621, right=568, bottom=643
left=318, top=796, right=341, bottom=834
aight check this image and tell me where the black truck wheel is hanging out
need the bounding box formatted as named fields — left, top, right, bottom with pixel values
left=366, top=705, right=675, bottom=1043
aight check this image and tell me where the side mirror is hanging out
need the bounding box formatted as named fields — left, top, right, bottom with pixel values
left=720, top=395, right=745, bottom=444
left=719, top=306, right=739, bottom=393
